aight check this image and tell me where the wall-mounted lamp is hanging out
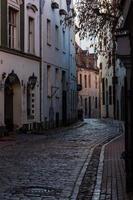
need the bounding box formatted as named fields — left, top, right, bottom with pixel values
left=28, top=73, right=37, bottom=89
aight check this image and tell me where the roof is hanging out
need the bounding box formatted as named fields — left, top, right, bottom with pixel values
left=76, top=43, right=99, bottom=72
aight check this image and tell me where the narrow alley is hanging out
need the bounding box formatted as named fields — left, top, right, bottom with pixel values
left=0, top=119, right=125, bottom=200
left=0, top=0, right=133, bottom=199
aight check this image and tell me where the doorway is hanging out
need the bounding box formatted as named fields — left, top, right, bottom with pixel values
left=4, top=73, right=21, bottom=131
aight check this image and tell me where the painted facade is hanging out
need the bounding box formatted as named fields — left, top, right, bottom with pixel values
left=116, top=0, right=133, bottom=192
left=76, top=45, right=100, bottom=118
left=0, top=0, right=77, bottom=132
left=98, top=42, right=126, bottom=120
left=41, top=0, right=77, bottom=128
left=0, top=0, right=41, bottom=131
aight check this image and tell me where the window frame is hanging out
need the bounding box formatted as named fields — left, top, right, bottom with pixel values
left=8, top=6, right=18, bottom=49
left=28, top=16, right=35, bottom=54
left=47, top=19, right=51, bottom=46
left=55, top=25, right=59, bottom=50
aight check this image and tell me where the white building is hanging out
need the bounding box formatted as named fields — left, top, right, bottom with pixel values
left=0, top=0, right=77, bottom=132
left=41, top=0, right=77, bottom=128
left=98, top=50, right=126, bottom=120
left=98, top=54, right=114, bottom=118
left=0, top=0, right=41, bottom=131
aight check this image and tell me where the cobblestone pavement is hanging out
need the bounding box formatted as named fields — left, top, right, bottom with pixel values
left=0, top=119, right=122, bottom=200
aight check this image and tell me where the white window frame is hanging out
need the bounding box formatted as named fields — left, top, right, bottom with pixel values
left=8, top=6, right=19, bottom=49
left=47, top=19, right=51, bottom=46
left=28, top=16, right=35, bottom=54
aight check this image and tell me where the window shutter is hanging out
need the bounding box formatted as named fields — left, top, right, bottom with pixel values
left=20, top=2, right=24, bottom=51
left=1, top=0, right=7, bottom=47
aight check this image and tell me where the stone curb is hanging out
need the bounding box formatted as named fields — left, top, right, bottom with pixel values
left=70, top=147, right=96, bottom=200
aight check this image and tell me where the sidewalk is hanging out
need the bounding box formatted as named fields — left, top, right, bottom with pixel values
left=100, top=135, right=132, bottom=200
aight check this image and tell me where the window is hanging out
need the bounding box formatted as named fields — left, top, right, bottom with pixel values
left=55, top=68, right=59, bottom=97
left=80, top=96, right=83, bottom=106
left=109, top=86, right=112, bottom=105
left=28, top=17, right=35, bottom=53
left=85, top=75, right=87, bottom=88
left=102, top=78, right=105, bottom=105
left=9, top=7, right=18, bottom=48
left=79, top=74, right=82, bottom=85
left=88, top=74, right=91, bottom=88
left=62, top=71, right=66, bottom=89
left=27, top=88, right=35, bottom=119
left=47, top=65, right=51, bottom=96
left=63, top=30, right=66, bottom=51
left=55, top=25, right=59, bottom=49
left=47, top=19, right=51, bottom=45
left=55, top=68, right=59, bottom=83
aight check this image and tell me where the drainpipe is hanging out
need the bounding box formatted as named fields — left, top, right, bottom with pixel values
left=39, top=0, right=42, bottom=124
left=112, top=32, right=116, bottom=119
left=39, top=0, right=45, bottom=124
left=68, top=27, right=71, bottom=124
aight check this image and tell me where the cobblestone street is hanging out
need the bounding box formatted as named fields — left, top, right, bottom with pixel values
left=0, top=119, right=123, bottom=200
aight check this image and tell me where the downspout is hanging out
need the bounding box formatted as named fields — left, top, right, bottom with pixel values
left=68, top=27, right=71, bottom=124
left=39, top=0, right=43, bottom=124
left=112, top=33, right=116, bottom=119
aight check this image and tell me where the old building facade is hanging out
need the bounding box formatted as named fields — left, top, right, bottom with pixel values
left=0, top=0, right=77, bottom=132
left=0, top=0, right=41, bottom=131
left=116, top=0, right=133, bottom=192
left=76, top=45, right=100, bottom=118
left=41, top=0, right=77, bottom=128
left=98, top=55, right=126, bottom=120
left=98, top=0, right=133, bottom=192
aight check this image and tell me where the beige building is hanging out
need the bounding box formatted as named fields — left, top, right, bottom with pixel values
left=76, top=45, right=100, bottom=118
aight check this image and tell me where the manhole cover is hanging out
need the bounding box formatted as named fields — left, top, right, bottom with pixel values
left=8, top=186, right=61, bottom=198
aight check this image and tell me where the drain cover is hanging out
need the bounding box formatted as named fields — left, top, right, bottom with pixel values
left=8, top=186, right=61, bottom=198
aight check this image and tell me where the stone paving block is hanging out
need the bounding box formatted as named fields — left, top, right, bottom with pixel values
left=0, top=119, right=123, bottom=200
